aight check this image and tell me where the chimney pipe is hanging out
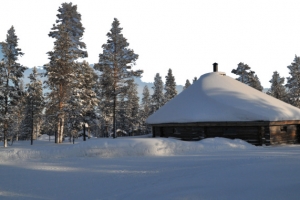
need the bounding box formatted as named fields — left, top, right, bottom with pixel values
left=213, top=63, right=218, bottom=72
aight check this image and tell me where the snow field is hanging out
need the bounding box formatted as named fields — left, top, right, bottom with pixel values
left=1, top=136, right=300, bottom=200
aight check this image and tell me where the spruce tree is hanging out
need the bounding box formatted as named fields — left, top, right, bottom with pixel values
left=24, top=67, right=44, bottom=145
left=267, top=71, right=287, bottom=102
left=140, top=85, right=151, bottom=133
left=183, top=79, right=191, bottom=90
left=0, top=26, right=26, bottom=147
left=94, top=18, right=142, bottom=138
left=164, top=68, right=177, bottom=103
left=44, top=3, right=87, bottom=143
left=151, top=73, right=164, bottom=113
left=286, top=55, right=300, bottom=107
left=123, top=79, right=140, bottom=135
left=192, top=77, right=197, bottom=84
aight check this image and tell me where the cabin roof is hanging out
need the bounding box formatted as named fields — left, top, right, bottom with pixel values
left=146, top=72, right=300, bottom=124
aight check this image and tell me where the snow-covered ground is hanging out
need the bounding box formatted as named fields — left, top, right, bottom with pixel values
left=1, top=135, right=300, bottom=200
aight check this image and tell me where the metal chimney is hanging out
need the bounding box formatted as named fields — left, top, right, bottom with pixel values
left=213, top=63, right=218, bottom=72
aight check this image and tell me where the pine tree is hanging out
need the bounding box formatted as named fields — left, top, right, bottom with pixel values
left=94, top=18, right=142, bottom=138
left=140, top=85, right=151, bottom=133
left=117, top=79, right=140, bottom=135
left=13, top=80, right=26, bottom=142
left=65, top=61, right=99, bottom=142
left=183, top=79, right=191, bottom=90
left=24, top=67, right=44, bottom=145
left=95, top=65, right=114, bottom=137
left=151, top=73, right=164, bottom=113
left=248, top=73, right=263, bottom=91
left=126, top=79, right=140, bottom=135
left=267, top=71, right=287, bottom=102
left=49, top=2, right=87, bottom=58
left=232, top=62, right=263, bottom=91
left=286, top=55, right=300, bottom=107
left=164, top=68, right=177, bottom=103
left=231, top=62, right=252, bottom=84
left=44, top=3, right=87, bottom=143
left=0, top=26, right=26, bottom=147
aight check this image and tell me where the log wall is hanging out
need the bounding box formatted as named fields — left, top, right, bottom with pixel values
left=270, top=125, right=298, bottom=144
left=151, top=123, right=300, bottom=145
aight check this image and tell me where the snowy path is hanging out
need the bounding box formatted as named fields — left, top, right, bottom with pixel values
left=0, top=137, right=300, bottom=200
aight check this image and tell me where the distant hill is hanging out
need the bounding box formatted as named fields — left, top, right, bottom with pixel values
left=22, top=67, right=184, bottom=99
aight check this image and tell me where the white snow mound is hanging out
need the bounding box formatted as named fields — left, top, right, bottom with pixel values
left=147, top=72, right=300, bottom=124
left=0, top=136, right=256, bottom=161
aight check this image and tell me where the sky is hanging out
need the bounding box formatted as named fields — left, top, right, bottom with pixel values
left=1, top=0, right=300, bottom=87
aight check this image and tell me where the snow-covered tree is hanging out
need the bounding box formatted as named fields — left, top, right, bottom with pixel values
left=0, top=26, right=26, bottom=147
left=164, top=68, right=177, bottom=103
left=44, top=3, right=87, bottom=143
left=117, top=79, right=140, bottom=135
left=65, top=61, right=99, bottom=142
left=231, top=62, right=252, bottom=84
left=24, top=67, right=44, bottom=145
left=151, top=73, right=164, bottom=113
left=49, top=2, right=87, bottom=58
left=183, top=79, right=191, bottom=90
left=140, top=85, right=151, bottom=133
left=286, top=56, right=300, bottom=107
left=232, top=62, right=263, bottom=91
left=94, top=18, right=142, bottom=138
left=267, top=71, right=287, bottom=102
left=95, top=65, right=114, bottom=137
left=192, top=77, right=197, bottom=84
left=126, top=79, right=140, bottom=135
left=248, top=73, right=263, bottom=91
left=12, top=80, right=26, bottom=142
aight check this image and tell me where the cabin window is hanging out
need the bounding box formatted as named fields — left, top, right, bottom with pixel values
left=280, top=126, right=287, bottom=132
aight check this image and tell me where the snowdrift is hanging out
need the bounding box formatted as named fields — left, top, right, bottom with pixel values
left=0, top=135, right=256, bottom=161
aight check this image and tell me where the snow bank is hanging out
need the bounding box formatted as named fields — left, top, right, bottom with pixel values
left=0, top=136, right=255, bottom=161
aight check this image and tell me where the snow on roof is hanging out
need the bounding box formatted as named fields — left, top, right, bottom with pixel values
left=146, top=72, right=300, bottom=124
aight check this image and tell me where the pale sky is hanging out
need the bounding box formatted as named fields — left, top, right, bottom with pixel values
left=1, top=0, right=300, bottom=87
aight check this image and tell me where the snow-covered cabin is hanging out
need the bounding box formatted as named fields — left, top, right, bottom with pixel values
left=146, top=64, right=300, bottom=145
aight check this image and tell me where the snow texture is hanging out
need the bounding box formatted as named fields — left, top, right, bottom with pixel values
left=0, top=135, right=254, bottom=161
left=1, top=136, right=300, bottom=200
left=147, top=72, right=300, bottom=124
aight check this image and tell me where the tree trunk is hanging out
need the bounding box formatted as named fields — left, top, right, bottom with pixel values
left=31, top=100, right=34, bottom=145
left=55, top=124, right=58, bottom=143
left=113, top=93, right=116, bottom=138
left=83, top=124, right=86, bottom=141
left=4, top=121, right=8, bottom=148
left=59, top=118, right=64, bottom=143
left=56, top=117, right=64, bottom=143
left=4, top=139, right=7, bottom=148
